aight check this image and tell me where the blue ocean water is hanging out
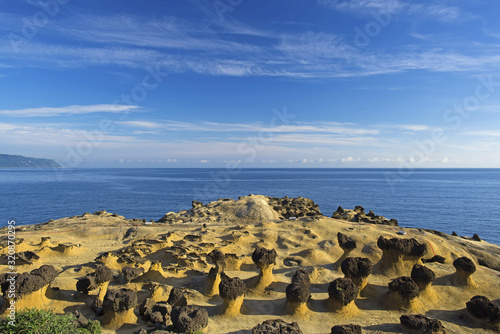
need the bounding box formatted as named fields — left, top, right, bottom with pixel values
left=1, top=168, right=499, bottom=245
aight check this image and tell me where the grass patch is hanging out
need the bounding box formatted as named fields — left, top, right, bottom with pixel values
left=0, top=308, right=101, bottom=334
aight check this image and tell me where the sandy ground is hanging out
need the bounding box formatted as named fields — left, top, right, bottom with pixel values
left=1, top=195, right=499, bottom=333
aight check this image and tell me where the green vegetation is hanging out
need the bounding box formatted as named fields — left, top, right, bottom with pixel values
left=0, top=154, right=61, bottom=168
left=0, top=308, right=101, bottom=334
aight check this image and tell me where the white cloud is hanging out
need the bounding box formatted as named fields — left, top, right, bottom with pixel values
left=0, top=104, right=140, bottom=117
left=464, top=130, right=500, bottom=137
left=116, top=121, right=163, bottom=128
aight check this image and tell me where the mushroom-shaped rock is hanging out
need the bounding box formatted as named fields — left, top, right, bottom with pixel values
left=400, top=314, right=445, bottom=333
left=101, top=288, right=138, bottom=329
left=452, top=257, right=477, bottom=287
left=252, top=247, right=277, bottom=267
left=205, top=249, right=226, bottom=296
left=219, top=274, right=246, bottom=316
left=92, top=265, right=113, bottom=303
left=207, top=249, right=226, bottom=272
left=251, top=319, right=304, bottom=334
left=171, top=305, right=209, bottom=334
left=121, top=266, right=144, bottom=283
left=331, top=324, right=363, bottom=334
left=376, top=236, right=427, bottom=275
left=338, top=233, right=357, bottom=252
left=250, top=247, right=277, bottom=292
left=292, top=268, right=311, bottom=287
left=167, top=288, right=188, bottom=308
left=341, top=257, right=372, bottom=291
left=286, top=282, right=310, bottom=316
left=466, top=295, right=500, bottom=328
left=328, top=278, right=359, bottom=314
left=388, top=276, right=420, bottom=310
left=411, top=264, right=436, bottom=292
left=0, top=267, right=56, bottom=310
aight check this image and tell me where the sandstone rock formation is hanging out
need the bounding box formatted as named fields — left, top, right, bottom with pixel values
left=387, top=276, right=420, bottom=310
left=101, top=288, right=138, bottom=329
left=411, top=264, right=436, bottom=295
left=341, top=257, right=372, bottom=292
left=328, top=277, right=359, bottom=314
left=376, top=236, right=427, bottom=275
left=219, top=273, right=246, bottom=316
left=205, top=249, right=226, bottom=296
left=285, top=270, right=311, bottom=317
left=250, top=246, right=277, bottom=292
left=0, top=265, right=57, bottom=310
left=452, top=257, right=477, bottom=287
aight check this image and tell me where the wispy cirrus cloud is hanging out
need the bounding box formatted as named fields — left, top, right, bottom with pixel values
left=0, top=104, right=141, bottom=117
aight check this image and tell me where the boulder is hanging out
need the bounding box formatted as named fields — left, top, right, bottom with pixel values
left=121, top=266, right=144, bottom=283
left=388, top=276, right=420, bottom=310
left=171, top=305, right=209, bottom=333
left=466, top=295, right=500, bottom=324
left=101, top=288, right=138, bottom=329
left=286, top=282, right=310, bottom=304
left=167, top=288, right=188, bottom=308
left=30, top=265, right=57, bottom=283
left=341, top=257, right=372, bottom=290
left=251, top=319, right=304, bottom=334
left=331, top=324, right=363, bottom=334
left=400, top=314, right=445, bottom=333
left=207, top=249, right=226, bottom=271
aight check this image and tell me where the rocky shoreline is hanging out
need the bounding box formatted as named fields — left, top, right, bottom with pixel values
left=1, top=195, right=499, bottom=333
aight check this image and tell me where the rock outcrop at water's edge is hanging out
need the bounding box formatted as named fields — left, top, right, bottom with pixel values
left=0, top=194, right=499, bottom=333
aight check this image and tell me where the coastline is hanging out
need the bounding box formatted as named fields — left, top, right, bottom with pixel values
left=1, top=195, right=500, bottom=333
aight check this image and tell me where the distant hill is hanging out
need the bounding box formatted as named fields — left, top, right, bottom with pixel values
left=0, top=154, right=62, bottom=168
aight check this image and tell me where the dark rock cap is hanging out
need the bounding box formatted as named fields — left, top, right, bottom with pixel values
left=292, top=268, right=311, bottom=287
left=411, top=264, right=436, bottom=287
left=95, top=265, right=113, bottom=284
left=76, top=276, right=98, bottom=293
left=466, top=295, right=500, bottom=323
left=252, top=247, right=277, bottom=267
left=121, top=266, right=144, bottom=283
left=453, top=257, right=476, bottom=274
left=388, top=276, right=420, bottom=300
left=377, top=236, right=427, bottom=257
left=338, top=233, right=357, bottom=251
left=103, top=288, right=137, bottom=312
left=286, top=282, right=310, bottom=304
left=207, top=249, right=226, bottom=269
left=2, top=272, right=47, bottom=297
left=400, top=314, right=445, bottom=333
left=219, top=274, right=246, bottom=300
left=251, top=319, right=304, bottom=334
left=472, top=233, right=482, bottom=241
left=171, top=305, right=209, bottom=333
left=341, top=257, right=372, bottom=278
left=331, top=324, right=363, bottom=334
left=30, top=265, right=57, bottom=284
left=167, top=288, right=188, bottom=308
left=328, top=278, right=359, bottom=306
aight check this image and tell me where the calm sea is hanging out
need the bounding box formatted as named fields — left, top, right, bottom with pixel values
left=1, top=168, right=499, bottom=245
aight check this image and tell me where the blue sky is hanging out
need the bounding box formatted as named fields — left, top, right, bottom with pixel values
left=1, top=0, right=500, bottom=167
